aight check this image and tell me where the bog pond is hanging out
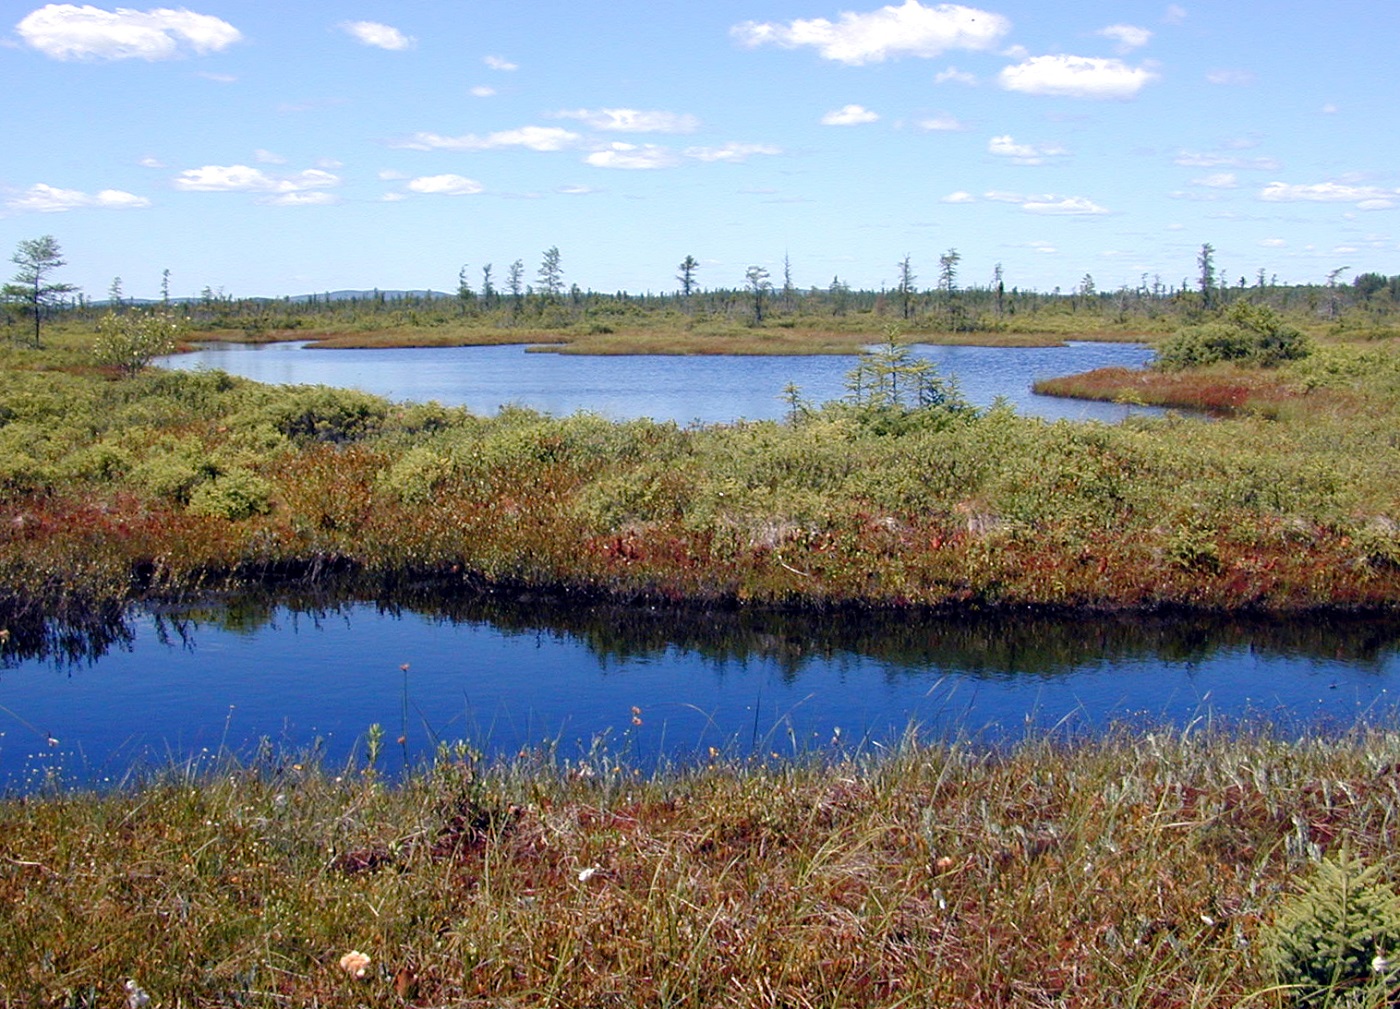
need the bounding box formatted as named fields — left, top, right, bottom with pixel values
left=159, top=339, right=1160, bottom=424
left=4, top=340, right=1393, bottom=790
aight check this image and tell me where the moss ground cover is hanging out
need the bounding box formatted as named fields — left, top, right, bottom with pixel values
left=6, top=725, right=1400, bottom=1006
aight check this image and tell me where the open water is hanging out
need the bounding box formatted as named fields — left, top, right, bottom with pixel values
left=159, top=340, right=1159, bottom=424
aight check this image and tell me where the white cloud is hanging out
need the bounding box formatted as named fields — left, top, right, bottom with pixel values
left=380, top=192, right=407, bottom=202
left=172, top=164, right=340, bottom=194
left=17, top=4, right=241, bottom=61
left=998, top=55, right=1157, bottom=99
left=1259, top=238, right=1286, bottom=248
left=918, top=113, right=965, bottom=131
left=392, top=126, right=581, bottom=152
left=988, top=134, right=1066, bottom=165
left=1193, top=172, right=1237, bottom=188
left=985, top=190, right=1108, bottom=214
left=1260, top=181, right=1399, bottom=209
left=339, top=20, right=413, bottom=50
left=552, top=108, right=700, bottom=133
left=377, top=169, right=407, bottom=180
left=483, top=55, right=517, bottom=71
left=585, top=143, right=682, bottom=170
left=1097, top=24, right=1151, bottom=51
left=821, top=104, right=879, bottom=126
left=6, top=182, right=151, bottom=212
left=254, top=148, right=286, bottom=165
left=934, top=66, right=977, bottom=85
left=1206, top=68, right=1254, bottom=86
left=406, top=174, right=484, bottom=195
left=138, top=155, right=165, bottom=168
left=558, top=184, right=600, bottom=195
left=261, top=191, right=338, bottom=207
left=731, top=1, right=1010, bottom=66
left=1022, top=195, right=1108, bottom=215
left=470, top=85, right=496, bottom=98
left=1174, top=151, right=1279, bottom=171
left=684, top=142, right=782, bottom=163
left=941, top=190, right=975, bottom=203
left=196, top=71, right=235, bottom=83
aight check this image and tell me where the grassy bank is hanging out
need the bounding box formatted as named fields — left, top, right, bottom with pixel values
left=5, top=725, right=1400, bottom=1006
left=0, top=324, right=1398, bottom=616
left=191, top=320, right=1157, bottom=355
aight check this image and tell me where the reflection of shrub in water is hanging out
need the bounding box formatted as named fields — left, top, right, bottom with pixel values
left=0, top=595, right=135, bottom=669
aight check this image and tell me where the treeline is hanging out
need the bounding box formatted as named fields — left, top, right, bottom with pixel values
left=17, top=241, right=1400, bottom=341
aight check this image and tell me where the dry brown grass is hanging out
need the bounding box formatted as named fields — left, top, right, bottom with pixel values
left=4, top=725, right=1400, bottom=1007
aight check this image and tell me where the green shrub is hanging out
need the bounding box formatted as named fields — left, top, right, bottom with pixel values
left=129, top=437, right=218, bottom=504
left=186, top=468, right=273, bottom=520
left=244, top=386, right=389, bottom=444
left=1156, top=302, right=1311, bottom=370
left=1261, top=852, right=1400, bottom=1006
left=92, top=309, right=185, bottom=376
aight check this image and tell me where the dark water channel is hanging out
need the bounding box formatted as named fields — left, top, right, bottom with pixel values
left=160, top=340, right=1159, bottom=424
left=3, top=593, right=1399, bottom=790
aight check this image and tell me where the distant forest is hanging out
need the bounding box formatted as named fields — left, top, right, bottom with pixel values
left=13, top=242, right=1400, bottom=339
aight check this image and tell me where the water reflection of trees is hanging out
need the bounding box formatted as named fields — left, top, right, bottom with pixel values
left=6, top=582, right=1398, bottom=679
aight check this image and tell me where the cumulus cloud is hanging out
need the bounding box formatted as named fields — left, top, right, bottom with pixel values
left=391, top=126, right=581, bottom=152
left=998, top=55, right=1157, bottom=99
left=1023, top=196, right=1107, bottom=214
left=941, top=190, right=975, bottom=203
left=583, top=141, right=782, bottom=169
left=17, top=3, right=241, bottom=61
left=985, top=190, right=1108, bottom=214
left=339, top=20, right=414, bottom=50
left=262, top=191, right=338, bottom=207
left=551, top=108, right=700, bottom=133
left=6, top=182, right=151, bottom=212
left=918, top=113, right=966, bottom=131
left=1097, top=24, right=1151, bottom=52
left=684, top=142, right=782, bottom=163
left=1260, top=181, right=1400, bottom=209
left=483, top=55, right=516, bottom=70
left=406, top=174, right=484, bottom=195
left=935, top=66, right=977, bottom=85
left=172, top=164, right=340, bottom=195
left=821, top=104, right=879, bottom=125
left=731, top=0, right=1010, bottom=65
left=585, top=143, right=683, bottom=170
left=1174, top=151, right=1279, bottom=171
left=988, top=134, right=1066, bottom=165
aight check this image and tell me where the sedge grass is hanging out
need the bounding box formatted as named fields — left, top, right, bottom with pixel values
left=4, top=722, right=1400, bottom=1006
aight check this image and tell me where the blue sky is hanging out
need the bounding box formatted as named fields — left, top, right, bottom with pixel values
left=2, top=0, right=1398, bottom=301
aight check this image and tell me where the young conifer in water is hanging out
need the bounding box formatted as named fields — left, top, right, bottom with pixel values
left=1262, top=851, right=1400, bottom=1006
